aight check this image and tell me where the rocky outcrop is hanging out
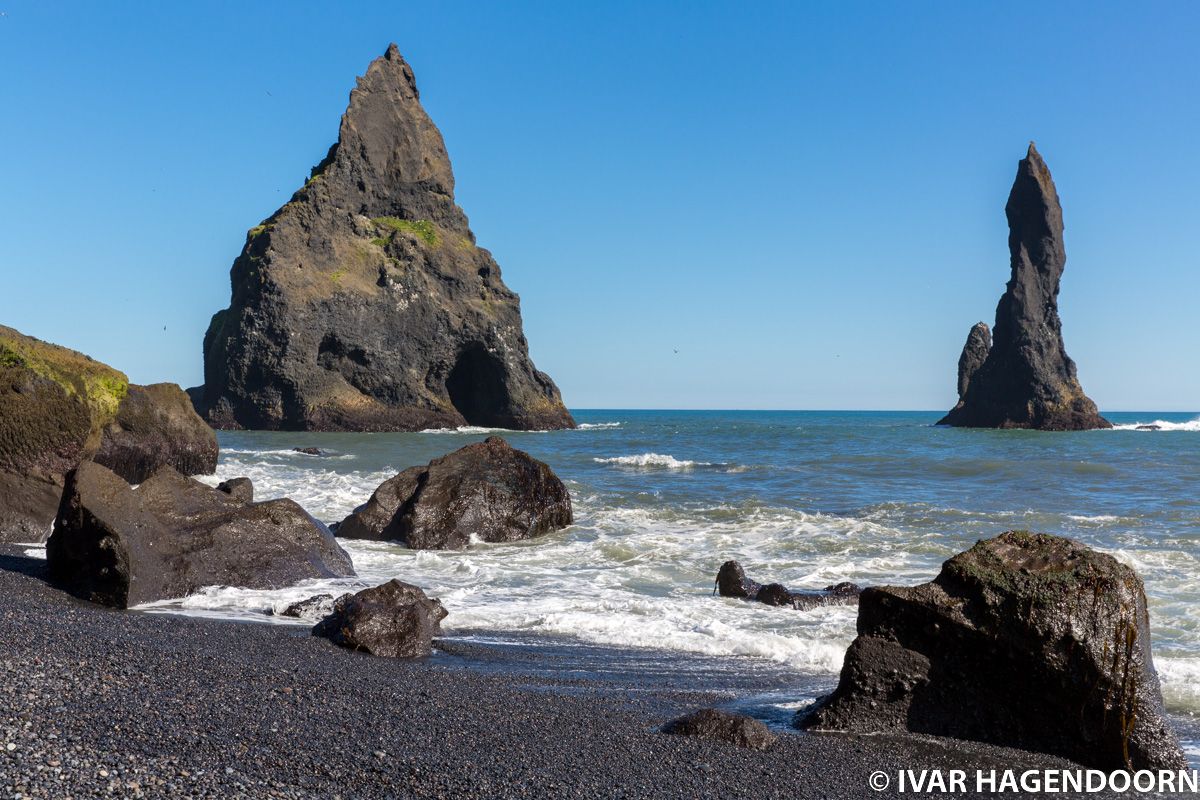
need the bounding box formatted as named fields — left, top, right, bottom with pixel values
left=338, top=436, right=572, bottom=549
left=0, top=325, right=218, bottom=543
left=94, top=383, right=218, bottom=484
left=313, top=579, right=447, bottom=658
left=47, top=462, right=353, bottom=608
left=715, top=560, right=861, bottom=610
left=939, top=145, right=1109, bottom=430
left=195, top=44, right=573, bottom=433
left=662, top=709, right=776, bottom=750
left=956, top=322, right=990, bottom=399
left=799, top=531, right=1185, bottom=771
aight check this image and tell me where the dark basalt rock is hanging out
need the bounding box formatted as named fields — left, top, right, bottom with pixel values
left=715, top=560, right=861, bottom=610
left=277, top=593, right=336, bottom=620
left=939, top=145, right=1110, bottom=431
left=0, top=325, right=219, bottom=543
left=956, top=322, right=990, bottom=399
left=799, top=531, right=1185, bottom=771
left=94, top=383, right=218, bottom=484
left=47, top=462, right=354, bottom=608
left=662, top=709, right=776, bottom=750
left=292, top=447, right=323, bottom=456
left=216, top=476, right=254, bottom=503
left=195, top=44, right=574, bottom=433
left=338, top=436, right=572, bottom=550
left=313, top=579, right=447, bottom=658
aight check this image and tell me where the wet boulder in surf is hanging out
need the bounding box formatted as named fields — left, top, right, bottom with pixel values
left=715, top=560, right=861, bottom=610
left=313, top=579, right=447, bottom=658
left=799, top=531, right=1185, bottom=771
left=194, top=44, right=574, bottom=432
left=662, top=709, right=776, bottom=750
left=47, top=462, right=354, bottom=608
left=337, top=436, right=572, bottom=550
left=939, top=144, right=1109, bottom=430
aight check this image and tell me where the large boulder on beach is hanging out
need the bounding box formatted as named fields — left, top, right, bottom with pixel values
left=47, top=462, right=354, bottom=608
left=939, top=145, right=1109, bottom=430
left=94, top=383, right=218, bottom=484
left=663, top=709, right=776, bottom=751
left=799, top=531, right=1185, bottom=771
left=0, top=325, right=218, bottom=543
left=313, top=579, right=447, bottom=658
left=338, top=436, right=572, bottom=549
left=193, top=44, right=573, bottom=433
left=0, top=325, right=128, bottom=543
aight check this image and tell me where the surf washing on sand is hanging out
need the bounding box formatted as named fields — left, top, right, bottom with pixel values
left=84, top=409, right=1196, bottom=748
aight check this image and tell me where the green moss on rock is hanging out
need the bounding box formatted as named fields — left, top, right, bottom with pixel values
left=372, top=217, right=439, bottom=247
left=0, top=326, right=128, bottom=427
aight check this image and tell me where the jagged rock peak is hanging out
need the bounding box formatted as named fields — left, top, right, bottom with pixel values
left=196, top=45, right=575, bottom=432
left=939, top=145, right=1109, bottom=431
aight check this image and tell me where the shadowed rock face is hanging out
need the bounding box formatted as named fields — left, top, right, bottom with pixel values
left=47, top=462, right=353, bottom=608
left=956, top=323, right=990, bottom=399
left=0, top=326, right=216, bottom=543
left=196, top=44, right=573, bottom=432
left=94, top=383, right=218, bottom=484
left=940, top=145, right=1109, bottom=430
left=799, top=531, right=1185, bottom=771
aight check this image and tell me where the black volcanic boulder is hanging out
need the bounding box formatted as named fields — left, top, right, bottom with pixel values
left=0, top=325, right=128, bottom=543
left=662, top=709, right=776, bottom=751
left=195, top=44, right=573, bottom=432
left=94, top=383, right=218, bottom=484
left=313, top=579, right=447, bottom=658
left=939, top=145, right=1109, bottom=430
left=715, top=560, right=861, bottom=610
left=0, top=325, right=218, bottom=543
left=799, top=531, right=1185, bottom=771
left=47, top=462, right=354, bottom=608
left=338, top=437, right=572, bottom=550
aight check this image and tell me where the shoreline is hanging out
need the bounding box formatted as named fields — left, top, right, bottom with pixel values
left=0, top=545, right=1170, bottom=799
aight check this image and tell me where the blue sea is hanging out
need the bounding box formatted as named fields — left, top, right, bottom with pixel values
left=129, top=410, right=1200, bottom=740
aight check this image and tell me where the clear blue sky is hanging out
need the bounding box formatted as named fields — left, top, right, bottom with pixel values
left=2, top=2, right=1197, bottom=411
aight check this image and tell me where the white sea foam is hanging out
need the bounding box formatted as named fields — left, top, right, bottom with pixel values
left=594, top=453, right=709, bottom=469
left=1110, top=417, right=1200, bottom=432
left=576, top=422, right=622, bottom=430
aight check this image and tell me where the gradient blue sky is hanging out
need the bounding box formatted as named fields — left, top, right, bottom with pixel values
left=2, top=2, right=1197, bottom=411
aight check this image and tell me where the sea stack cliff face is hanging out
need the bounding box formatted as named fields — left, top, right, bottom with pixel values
left=939, top=144, right=1109, bottom=431
left=196, top=44, right=574, bottom=432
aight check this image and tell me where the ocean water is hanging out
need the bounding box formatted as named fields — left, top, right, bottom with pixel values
left=132, top=410, right=1200, bottom=730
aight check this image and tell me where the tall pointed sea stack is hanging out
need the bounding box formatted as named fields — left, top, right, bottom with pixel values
left=939, top=144, right=1109, bottom=430
left=196, top=45, right=574, bottom=431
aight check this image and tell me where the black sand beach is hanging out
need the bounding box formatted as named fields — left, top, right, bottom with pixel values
left=0, top=546, right=1158, bottom=800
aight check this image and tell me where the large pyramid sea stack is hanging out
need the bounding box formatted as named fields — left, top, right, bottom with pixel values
left=940, top=144, right=1109, bottom=430
left=196, top=45, right=574, bottom=432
